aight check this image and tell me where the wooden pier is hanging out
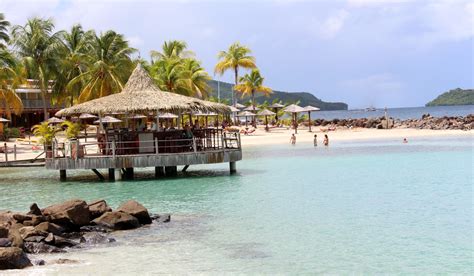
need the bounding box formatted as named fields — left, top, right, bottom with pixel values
left=45, top=129, right=242, bottom=181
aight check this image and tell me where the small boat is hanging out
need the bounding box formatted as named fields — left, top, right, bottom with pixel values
left=365, top=107, right=376, bottom=112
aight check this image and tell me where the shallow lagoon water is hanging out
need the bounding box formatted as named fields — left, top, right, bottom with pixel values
left=0, top=136, right=472, bottom=274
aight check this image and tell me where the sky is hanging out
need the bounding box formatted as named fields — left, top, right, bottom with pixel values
left=1, top=0, right=473, bottom=108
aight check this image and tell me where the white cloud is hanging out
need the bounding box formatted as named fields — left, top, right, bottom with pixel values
left=309, top=9, right=349, bottom=40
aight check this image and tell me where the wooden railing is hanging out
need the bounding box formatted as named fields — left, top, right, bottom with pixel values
left=49, top=129, right=241, bottom=159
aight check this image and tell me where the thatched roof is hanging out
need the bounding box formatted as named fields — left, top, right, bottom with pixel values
left=243, top=105, right=259, bottom=111
left=237, top=111, right=256, bottom=117
left=234, top=103, right=246, bottom=109
left=94, top=116, right=122, bottom=124
left=283, top=104, right=305, bottom=113
left=227, top=105, right=240, bottom=112
left=56, top=64, right=230, bottom=117
left=268, top=103, right=284, bottom=108
left=258, top=109, right=276, bottom=116
left=303, top=105, right=320, bottom=112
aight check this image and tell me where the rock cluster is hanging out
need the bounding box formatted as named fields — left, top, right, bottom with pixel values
left=310, top=114, right=473, bottom=130
left=0, top=199, right=170, bottom=270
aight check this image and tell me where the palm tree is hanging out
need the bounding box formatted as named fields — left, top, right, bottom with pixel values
left=150, top=41, right=211, bottom=98
left=0, top=51, right=23, bottom=118
left=214, top=42, right=256, bottom=106
left=69, top=30, right=135, bottom=102
left=11, top=17, right=63, bottom=120
left=234, top=69, right=272, bottom=110
left=53, top=24, right=90, bottom=106
left=0, top=13, right=10, bottom=49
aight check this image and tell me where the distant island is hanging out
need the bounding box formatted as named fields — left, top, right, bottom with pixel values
left=207, top=80, right=348, bottom=110
left=426, top=88, right=474, bottom=107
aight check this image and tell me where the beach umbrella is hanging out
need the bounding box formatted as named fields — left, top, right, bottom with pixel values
left=243, top=105, right=259, bottom=111
left=283, top=104, right=305, bottom=134
left=194, top=112, right=217, bottom=127
left=237, top=111, right=256, bottom=127
left=94, top=116, right=122, bottom=124
left=303, top=105, right=320, bottom=132
left=269, top=103, right=284, bottom=121
left=227, top=105, right=240, bottom=112
left=79, top=113, right=98, bottom=119
left=158, top=113, right=178, bottom=128
left=46, top=117, right=65, bottom=124
left=258, top=109, right=276, bottom=131
left=234, top=103, right=245, bottom=109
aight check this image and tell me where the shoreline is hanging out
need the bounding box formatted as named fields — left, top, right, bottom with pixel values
left=239, top=127, right=473, bottom=147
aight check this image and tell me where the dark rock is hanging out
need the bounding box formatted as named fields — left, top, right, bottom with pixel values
left=54, top=236, right=78, bottom=248
left=35, top=222, right=65, bottom=236
left=51, top=258, right=80, bottom=265
left=0, top=226, right=8, bottom=238
left=28, top=203, right=43, bottom=216
left=19, top=226, right=48, bottom=239
left=92, top=211, right=140, bottom=230
left=42, top=199, right=90, bottom=228
left=23, top=235, right=45, bottom=243
left=13, top=213, right=32, bottom=223
left=32, top=259, right=46, bottom=266
left=23, top=242, right=65, bottom=254
left=0, top=247, right=32, bottom=270
left=88, top=200, right=112, bottom=220
left=117, top=200, right=152, bottom=225
left=79, top=225, right=109, bottom=233
left=151, top=213, right=171, bottom=223
left=44, top=233, right=55, bottom=244
left=80, top=232, right=115, bottom=245
left=0, top=238, right=11, bottom=247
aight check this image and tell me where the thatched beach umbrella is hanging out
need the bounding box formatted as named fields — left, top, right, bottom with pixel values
left=258, top=109, right=276, bottom=131
left=94, top=116, right=122, bottom=124
left=234, top=103, right=245, bottom=109
left=303, top=105, right=320, bottom=132
left=283, top=104, right=305, bottom=134
left=158, top=113, right=178, bottom=128
left=55, top=64, right=230, bottom=117
left=243, top=105, right=259, bottom=111
left=237, top=111, right=256, bottom=127
left=46, top=117, right=65, bottom=124
left=269, top=103, right=284, bottom=122
left=79, top=113, right=98, bottom=119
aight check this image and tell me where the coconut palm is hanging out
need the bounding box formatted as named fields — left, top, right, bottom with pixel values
left=181, top=58, right=211, bottom=98
left=214, top=42, right=256, bottom=106
left=150, top=40, right=192, bottom=63
left=234, top=69, right=272, bottom=109
left=11, top=17, right=63, bottom=120
left=0, top=51, right=23, bottom=118
left=0, top=13, right=10, bottom=49
left=53, top=24, right=91, bottom=106
left=68, top=30, right=135, bottom=102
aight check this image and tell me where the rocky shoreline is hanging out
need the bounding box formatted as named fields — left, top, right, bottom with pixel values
left=311, top=114, right=473, bottom=130
left=0, top=199, right=169, bottom=270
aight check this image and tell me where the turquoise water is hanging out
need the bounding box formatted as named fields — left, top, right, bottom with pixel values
left=0, top=136, right=472, bottom=274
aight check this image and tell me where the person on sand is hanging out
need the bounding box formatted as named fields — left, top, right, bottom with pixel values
left=323, top=134, right=329, bottom=146
left=290, top=134, right=296, bottom=145
left=313, top=134, right=317, bottom=147
left=403, top=138, right=408, bottom=143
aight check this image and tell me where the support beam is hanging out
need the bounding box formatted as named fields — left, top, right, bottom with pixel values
left=108, top=168, right=115, bottom=181
left=92, top=169, right=105, bottom=181
left=155, top=166, right=164, bottom=177
left=229, top=162, right=236, bottom=174
left=59, top=170, right=67, bottom=181
left=165, top=166, right=177, bottom=176
left=182, top=165, right=190, bottom=172
left=124, top=168, right=134, bottom=180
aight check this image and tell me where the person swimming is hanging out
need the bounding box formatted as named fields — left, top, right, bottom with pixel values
left=323, top=134, right=329, bottom=146
left=290, top=134, right=296, bottom=145
left=403, top=138, right=408, bottom=143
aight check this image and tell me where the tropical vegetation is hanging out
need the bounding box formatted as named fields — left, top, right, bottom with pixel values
left=215, top=42, right=256, bottom=105
left=426, top=88, right=474, bottom=106
left=234, top=69, right=272, bottom=109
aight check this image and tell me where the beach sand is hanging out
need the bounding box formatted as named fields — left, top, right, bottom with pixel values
left=1, top=127, right=472, bottom=162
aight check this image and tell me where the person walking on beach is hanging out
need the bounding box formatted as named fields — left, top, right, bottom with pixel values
left=323, top=134, right=329, bottom=146
left=313, top=134, right=317, bottom=147
left=290, top=134, right=296, bottom=145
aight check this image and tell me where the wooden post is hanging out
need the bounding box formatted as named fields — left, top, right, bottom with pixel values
left=108, top=168, right=115, bottom=181
left=165, top=166, right=177, bottom=176
left=3, top=143, right=7, bottom=163
left=308, top=111, right=312, bottom=132
left=59, top=170, right=67, bottom=181
left=52, top=140, right=55, bottom=160
left=13, top=144, right=16, bottom=161
left=229, top=162, right=236, bottom=174
left=112, top=139, right=116, bottom=159
left=155, top=138, right=159, bottom=155
left=192, top=138, right=197, bottom=153
left=155, top=166, right=164, bottom=177
left=75, top=140, right=79, bottom=160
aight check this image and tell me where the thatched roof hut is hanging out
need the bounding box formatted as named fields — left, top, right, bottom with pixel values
left=56, top=64, right=230, bottom=117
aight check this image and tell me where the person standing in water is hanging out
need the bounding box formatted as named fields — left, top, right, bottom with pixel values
left=323, top=134, right=329, bottom=146
left=290, top=134, right=296, bottom=145
left=313, top=134, right=317, bottom=147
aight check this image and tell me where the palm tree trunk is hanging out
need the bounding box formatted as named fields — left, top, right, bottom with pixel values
left=233, top=67, right=238, bottom=106
left=251, top=90, right=256, bottom=125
